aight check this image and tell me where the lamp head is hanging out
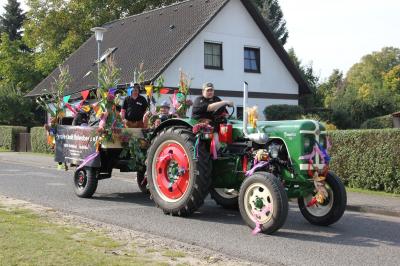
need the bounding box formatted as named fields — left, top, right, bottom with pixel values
left=91, top=27, right=107, bottom=42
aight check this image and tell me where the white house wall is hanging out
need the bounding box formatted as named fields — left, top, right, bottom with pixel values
left=161, top=0, right=299, bottom=113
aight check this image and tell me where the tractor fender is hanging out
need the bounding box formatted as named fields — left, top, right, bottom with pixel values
left=151, top=118, right=193, bottom=139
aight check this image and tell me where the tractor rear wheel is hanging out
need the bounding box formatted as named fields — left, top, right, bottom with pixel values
left=298, top=171, right=347, bottom=226
left=239, top=172, right=288, bottom=234
left=147, top=127, right=212, bottom=216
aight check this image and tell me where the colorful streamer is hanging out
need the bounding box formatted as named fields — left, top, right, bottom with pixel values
left=245, top=161, right=269, bottom=177
left=76, top=152, right=100, bottom=171
left=63, top=95, right=71, bottom=103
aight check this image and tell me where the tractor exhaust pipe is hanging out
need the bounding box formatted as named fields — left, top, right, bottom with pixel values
left=243, top=81, right=268, bottom=144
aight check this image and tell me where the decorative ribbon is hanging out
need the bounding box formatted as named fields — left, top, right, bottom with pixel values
left=210, top=137, right=217, bottom=160
left=63, top=95, right=71, bottom=103
left=160, top=88, right=170, bottom=94
left=245, top=161, right=269, bottom=177
left=81, top=90, right=90, bottom=101
left=64, top=103, right=78, bottom=116
left=108, top=88, right=117, bottom=96
left=193, top=136, right=200, bottom=159
left=76, top=152, right=100, bottom=171
left=252, top=204, right=272, bottom=235
left=127, top=87, right=133, bottom=96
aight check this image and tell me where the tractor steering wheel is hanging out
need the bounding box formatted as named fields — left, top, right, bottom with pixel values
left=213, top=104, right=235, bottom=121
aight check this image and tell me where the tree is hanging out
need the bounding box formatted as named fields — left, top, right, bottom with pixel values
left=0, top=83, right=40, bottom=127
left=24, top=0, right=185, bottom=76
left=287, top=48, right=320, bottom=108
left=0, top=33, right=42, bottom=92
left=252, top=0, right=289, bottom=45
left=0, top=0, right=25, bottom=41
left=326, top=47, right=400, bottom=128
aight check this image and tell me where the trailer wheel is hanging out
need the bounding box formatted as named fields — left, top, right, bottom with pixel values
left=147, top=127, right=212, bottom=216
left=73, top=167, right=98, bottom=198
left=298, top=171, right=347, bottom=226
left=239, top=172, right=288, bottom=234
left=210, top=188, right=239, bottom=210
left=137, top=171, right=149, bottom=194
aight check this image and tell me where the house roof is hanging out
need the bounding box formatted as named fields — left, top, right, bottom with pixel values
left=26, top=0, right=310, bottom=97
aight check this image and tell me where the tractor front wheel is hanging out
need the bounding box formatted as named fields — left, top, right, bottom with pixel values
left=298, top=171, right=347, bottom=226
left=239, top=172, right=288, bottom=234
left=147, top=127, right=212, bottom=216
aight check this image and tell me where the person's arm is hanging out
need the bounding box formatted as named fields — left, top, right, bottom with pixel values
left=207, top=100, right=233, bottom=112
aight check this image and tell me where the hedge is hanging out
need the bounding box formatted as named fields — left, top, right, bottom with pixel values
left=264, top=104, right=304, bottom=120
left=0, top=125, right=27, bottom=151
left=360, top=115, right=393, bottom=129
left=329, top=129, right=400, bottom=194
left=30, top=127, right=54, bottom=154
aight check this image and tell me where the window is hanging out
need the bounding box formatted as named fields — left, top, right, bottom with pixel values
left=204, top=42, right=223, bottom=70
left=244, top=47, right=260, bottom=73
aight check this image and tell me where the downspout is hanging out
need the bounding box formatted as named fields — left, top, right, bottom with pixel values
left=243, top=82, right=268, bottom=144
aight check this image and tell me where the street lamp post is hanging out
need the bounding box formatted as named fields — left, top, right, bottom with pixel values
left=91, top=27, right=107, bottom=89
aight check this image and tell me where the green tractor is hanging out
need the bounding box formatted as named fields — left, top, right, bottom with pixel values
left=60, top=82, right=346, bottom=234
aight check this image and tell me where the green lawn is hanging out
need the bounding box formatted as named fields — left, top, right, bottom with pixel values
left=346, top=187, right=400, bottom=197
left=0, top=206, right=177, bottom=265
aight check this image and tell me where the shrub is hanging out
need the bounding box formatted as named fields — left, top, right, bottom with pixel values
left=30, top=127, right=54, bottom=154
left=360, top=115, right=393, bottom=129
left=264, top=104, right=304, bottom=120
left=0, top=126, right=27, bottom=151
left=329, top=129, right=400, bottom=194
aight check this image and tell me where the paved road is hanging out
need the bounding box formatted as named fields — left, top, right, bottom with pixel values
left=0, top=160, right=399, bottom=266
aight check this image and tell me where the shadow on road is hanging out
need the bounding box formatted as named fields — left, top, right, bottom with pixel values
left=91, top=192, right=155, bottom=207
left=275, top=210, right=400, bottom=248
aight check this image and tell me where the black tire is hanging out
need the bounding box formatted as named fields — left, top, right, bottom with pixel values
left=147, top=127, right=212, bottom=216
left=73, top=167, right=98, bottom=198
left=298, top=171, right=347, bottom=226
left=137, top=171, right=149, bottom=194
left=210, top=187, right=239, bottom=210
left=239, top=172, right=288, bottom=234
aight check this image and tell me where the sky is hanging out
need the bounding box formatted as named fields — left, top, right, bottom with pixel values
left=0, top=0, right=399, bottom=80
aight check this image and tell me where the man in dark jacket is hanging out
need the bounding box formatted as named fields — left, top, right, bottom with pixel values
left=192, top=82, right=233, bottom=122
left=121, top=83, right=148, bottom=128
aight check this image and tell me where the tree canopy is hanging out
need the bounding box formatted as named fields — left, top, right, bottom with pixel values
left=252, top=0, right=289, bottom=45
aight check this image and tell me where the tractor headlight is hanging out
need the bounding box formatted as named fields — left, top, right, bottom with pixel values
left=304, top=137, right=311, bottom=149
left=268, top=144, right=279, bottom=159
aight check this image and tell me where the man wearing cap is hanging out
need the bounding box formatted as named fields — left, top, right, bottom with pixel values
left=192, top=82, right=233, bottom=122
left=144, top=100, right=175, bottom=128
left=121, top=83, right=148, bottom=128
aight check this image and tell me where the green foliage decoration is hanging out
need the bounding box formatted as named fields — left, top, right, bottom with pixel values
left=30, top=127, right=54, bottom=154
left=0, top=125, right=27, bottom=151
left=329, top=129, right=400, bottom=194
left=263, top=104, right=304, bottom=120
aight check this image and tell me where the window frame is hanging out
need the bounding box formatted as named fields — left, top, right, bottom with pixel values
left=244, top=47, right=261, bottom=73
left=204, top=41, right=223, bottom=70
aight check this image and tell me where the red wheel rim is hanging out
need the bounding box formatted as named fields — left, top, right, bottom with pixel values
left=153, top=141, right=190, bottom=202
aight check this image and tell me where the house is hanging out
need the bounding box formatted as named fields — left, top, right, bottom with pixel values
left=27, top=0, right=309, bottom=119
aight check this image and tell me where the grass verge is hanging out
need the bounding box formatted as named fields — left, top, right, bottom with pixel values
left=0, top=206, right=172, bottom=265
left=346, top=187, right=400, bottom=197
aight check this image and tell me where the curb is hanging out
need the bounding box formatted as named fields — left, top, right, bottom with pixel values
left=346, top=205, right=400, bottom=218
